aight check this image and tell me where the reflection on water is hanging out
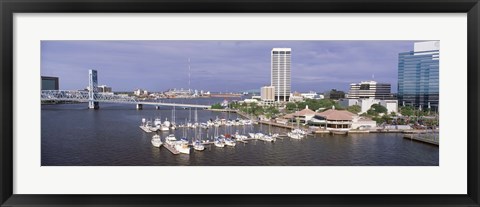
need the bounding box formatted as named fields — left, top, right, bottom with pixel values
left=41, top=102, right=439, bottom=166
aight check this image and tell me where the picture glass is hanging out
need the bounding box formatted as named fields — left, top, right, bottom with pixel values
left=41, top=40, right=440, bottom=166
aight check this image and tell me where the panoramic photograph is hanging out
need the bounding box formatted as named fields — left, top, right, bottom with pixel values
left=40, top=40, right=439, bottom=166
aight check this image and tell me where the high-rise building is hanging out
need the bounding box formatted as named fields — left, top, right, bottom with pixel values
left=41, top=76, right=59, bottom=90
left=348, top=81, right=391, bottom=99
left=398, top=41, right=439, bottom=110
left=260, top=86, right=275, bottom=104
left=271, top=48, right=291, bottom=102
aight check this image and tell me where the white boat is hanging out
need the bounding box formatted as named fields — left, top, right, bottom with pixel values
left=224, top=138, right=236, bottom=146
left=262, top=135, right=275, bottom=142
left=291, top=128, right=307, bottom=135
left=154, top=118, right=162, bottom=127
left=151, top=134, right=162, bottom=147
left=160, top=125, right=169, bottom=131
left=193, top=140, right=205, bottom=151
left=170, top=106, right=177, bottom=130
left=163, top=118, right=171, bottom=128
left=192, top=125, right=205, bottom=151
left=289, top=118, right=306, bottom=139
left=165, top=134, right=177, bottom=145
left=213, top=127, right=224, bottom=147
left=255, top=133, right=265, bottom=139
left=234, top=131, right=248, bottom=141
left=175, top=138, right=190, bottom=154
left=288, top=131, right=304, bottom=139
left=214, top=138, right=225, bottom=148
left=207, top=120, right=214, bottom=127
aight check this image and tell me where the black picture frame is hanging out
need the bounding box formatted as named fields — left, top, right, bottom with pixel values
left=1, top=0, right=479, bottom=206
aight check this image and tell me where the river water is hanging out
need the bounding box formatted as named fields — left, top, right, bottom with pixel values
left=41, top=100, right=439, bottom=166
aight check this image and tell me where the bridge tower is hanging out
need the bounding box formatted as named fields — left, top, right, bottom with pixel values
left=88, top=69, right=99, bottom=109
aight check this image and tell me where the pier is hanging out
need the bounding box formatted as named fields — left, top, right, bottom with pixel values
left=139, top=126, right=152, bottom=133
left=206, top=109, right=253, bottom=120
left=403, top=133, right=439, bottom=146
left=163, top=144, right=180, bottom=154
left=257, top=120, right=296, bottom=130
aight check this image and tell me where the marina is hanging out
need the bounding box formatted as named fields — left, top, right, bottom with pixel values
left=41, top=102, right=439, bottom=166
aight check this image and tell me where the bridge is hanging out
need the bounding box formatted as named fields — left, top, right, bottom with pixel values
left=41, top=90, right=211, bottom=109
left=41, top=69, right=211, bottom=109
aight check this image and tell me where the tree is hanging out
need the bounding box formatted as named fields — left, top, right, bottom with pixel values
left=264, top=106, right=280, bottom=118
left=367, top=108, right=378, bottom=116
left=347, top=105, right=361, bottom=114
left=400, top=106, right=414, bottom=117
left=370, top=104, right=388, bottom=114
left=286, top=102, right=297, bottom=112
left=211, top=103, right=223, bottom=109
left=326, top=89, right=345, bottom=100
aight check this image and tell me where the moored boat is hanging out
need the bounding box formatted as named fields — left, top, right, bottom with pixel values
left=151, top=134, right=162, bottom=147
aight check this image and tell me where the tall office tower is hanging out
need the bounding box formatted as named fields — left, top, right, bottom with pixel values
left=88, top=69, right=99, bottom=109
left=348, top=81, right=391, bottom=99
left=398, top=41, right=439, bottom=110
left=271, top=48, right=291, bottom=102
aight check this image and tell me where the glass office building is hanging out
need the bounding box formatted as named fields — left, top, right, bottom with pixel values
left=398, top=41, right=439, bottom=111
left=41, top=76, right=59, bottom=90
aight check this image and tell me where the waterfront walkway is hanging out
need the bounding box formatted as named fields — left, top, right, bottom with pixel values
left=403, top=133, right=439, bottom=146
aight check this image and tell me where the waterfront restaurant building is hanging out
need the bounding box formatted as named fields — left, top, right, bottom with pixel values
left=283, top=106, right=377, bottom=130
left=310, top=109, right=356, bottom=130
left=271, top=48, right=291, bottom=102
left=347, top=81, right=391, bottom=99
left=283, top=106, right=316, bottom=124
left=398, top=41, right=439, bottom=110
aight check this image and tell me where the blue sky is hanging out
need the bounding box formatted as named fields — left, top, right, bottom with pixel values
left=41, top=40, right=418, bottom=93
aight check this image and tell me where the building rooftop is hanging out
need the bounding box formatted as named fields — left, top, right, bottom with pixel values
left=272, top=48, right=291, bottom=51
left=284, top=107, right=316, bottom=119
left=316, top=109, right=356, bottom=121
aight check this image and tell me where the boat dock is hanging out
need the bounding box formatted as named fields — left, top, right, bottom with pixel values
left=139, top=125, right=152, bottom=133
left=163, top=143, right=180, bottom=154
left=257, top=120, right=296, bottom=130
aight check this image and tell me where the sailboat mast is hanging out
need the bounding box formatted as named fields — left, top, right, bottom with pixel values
left=188, top=58, right=191, bottom=92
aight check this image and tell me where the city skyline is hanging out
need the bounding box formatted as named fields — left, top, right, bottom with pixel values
left=41, top=40, right=420, bottom=92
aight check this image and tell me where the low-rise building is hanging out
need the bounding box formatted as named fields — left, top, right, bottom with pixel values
left=134, top=89, right=148, bottom=96
left=289, top=92, right=304, bottom=102
left=312, top=109, right=356, bottom=131
left=300, top=91, right=323, bottom=100
left=339, top=98, right=398, bottom=114
left=98, top=85, right=112, bottom=93
left=243, top=99, right=259, bottom=104
left=284, top=106, right=378, bottom=132
left=348, top=80, right=391, bottom=99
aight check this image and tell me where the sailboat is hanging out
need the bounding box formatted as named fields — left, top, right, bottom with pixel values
left=170, top=106, right=177, bottom=130
left=288, top=118, right=305, bottom=139
left=214, top=126, right=225, bottom=148
left=193, top=127, right=205, bottom=151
